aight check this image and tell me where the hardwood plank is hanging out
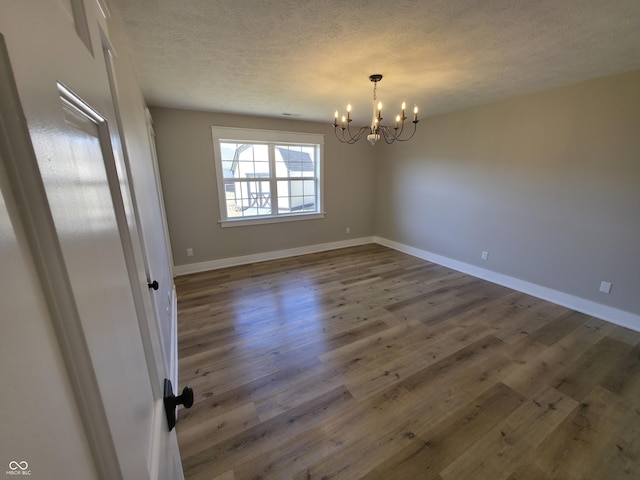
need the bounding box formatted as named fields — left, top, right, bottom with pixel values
left=288, top=338, right=517, bottom=480
left=472, top=292, right=571, bottom=345
left=599, top=343, right=640, bottom=408
left=525, top=310, right=586, bottom=347
left=553, top=336, right=634, bottom=402
left=502, top=333, right=592, bottom=398
left=440, top=387, right=578, bottom=480
left=360, top=382, right=525, bottom=480
left=212, top=471, right=234, bottom=480
left=505, top=464, right=551, bottom=480
left=180, top=349, right=278, bottom=396
left=531, top=386, right=630, bottom=479
left=179, top=350, right=322, bottom=423
left=177, top=401, right=260, bottom=459
left=174, top=244, right=640, bottom=480
left=588, top=407, right=640, bottom=479
left=254, top=357, right=351, bottom=422
left=341, top=328, right=502, bottom=401
left=181, top=386, right=354, bottom=480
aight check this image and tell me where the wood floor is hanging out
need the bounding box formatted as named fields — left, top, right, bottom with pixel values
left=174, top=244, right=640, bottom=480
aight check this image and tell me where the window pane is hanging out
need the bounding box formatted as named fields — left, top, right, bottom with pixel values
left=303, top=179, right=315, bottom=195
left=221, top=143, right=270, bottom=179
left=220, top=144, right=238, bottom=178
left=277, top=179, right=316, bottom=213
left=302, top=196, right=316, bottom=212
left=224, top=181, right=242, bottom=217
left=275, top=145, right=315, bottom=178
left=224, top=180, right=272, bottom=217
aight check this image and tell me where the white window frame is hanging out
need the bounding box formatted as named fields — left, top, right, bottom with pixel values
left=212, top=126, right=325, bottom=228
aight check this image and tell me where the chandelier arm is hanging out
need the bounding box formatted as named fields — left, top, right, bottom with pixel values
left=343, top=123, right=357, bottom=142
left=345, top=124, right=369, bottom=143
left=379, top=126, right=395, bottom=144
left=334, top=125, right=369, bottom=144
left=392, top=119, right=406, bottom=139
left=380, top=121, right=419, bottom=144
left=396, top=121, right=419, bottom=142
left=336, top=126, right=357, bottom=144
left=333, top=127, right=350, bottom=144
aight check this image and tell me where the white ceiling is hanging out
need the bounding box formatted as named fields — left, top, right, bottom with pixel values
left=108, top=0, right=640, bottom=124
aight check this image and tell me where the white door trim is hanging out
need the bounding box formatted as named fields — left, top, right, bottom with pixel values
left=144, top=108, right=175, bottom=278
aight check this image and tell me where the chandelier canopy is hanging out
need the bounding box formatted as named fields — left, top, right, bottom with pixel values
left=333, top=74, right=419, bottom=146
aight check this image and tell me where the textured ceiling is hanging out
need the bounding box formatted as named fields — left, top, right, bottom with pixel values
left=108, top=0, right=640, bottom=124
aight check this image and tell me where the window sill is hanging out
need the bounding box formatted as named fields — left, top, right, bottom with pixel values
left=219, top=212, right=326, bottom=228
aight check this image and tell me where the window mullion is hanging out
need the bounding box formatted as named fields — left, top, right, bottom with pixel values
left=315, top=145, right=321, bottom=211
left=269, top=143, right=279, bottom=215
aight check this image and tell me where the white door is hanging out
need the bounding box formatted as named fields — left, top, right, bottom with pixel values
left=54, top=83, right=179, bottom=480
left=143, top=108, right=177, bottom=382
left=101, top=41, right=177, bottom=389
left=0, top=1, right=183, bottom=478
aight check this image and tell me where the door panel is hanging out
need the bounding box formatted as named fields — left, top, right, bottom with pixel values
left=55, top=84, right=154, bottom=478
left=144, top=110, right=176, bottom=379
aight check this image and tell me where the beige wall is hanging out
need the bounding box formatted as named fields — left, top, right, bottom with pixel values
left=152, top=71, right=639, bottom=317
left=150, top=108, right=377, bottom=265
left=375, top=70, right=640, bottom=315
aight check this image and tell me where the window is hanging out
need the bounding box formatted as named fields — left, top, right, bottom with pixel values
left=212, top=127, right=324, bottom=227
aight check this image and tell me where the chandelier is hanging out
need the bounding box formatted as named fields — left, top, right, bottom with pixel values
left=333, top=74, right=419, bottom=145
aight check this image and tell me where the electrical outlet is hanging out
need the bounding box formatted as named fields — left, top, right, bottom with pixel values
left=186, top=248, right=194, bottom=257
left=599, top=281, right=612, bottom=294
left=481, top=251, right=489, bottom=261
left=346, top=227, right=350, bottom=234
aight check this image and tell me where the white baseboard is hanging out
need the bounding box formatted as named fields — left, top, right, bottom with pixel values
left=173, top=235, right=639, bottom=332
left=173, top=236, right=375, bottom=276
left=375, top=236, right=640, bottom=332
